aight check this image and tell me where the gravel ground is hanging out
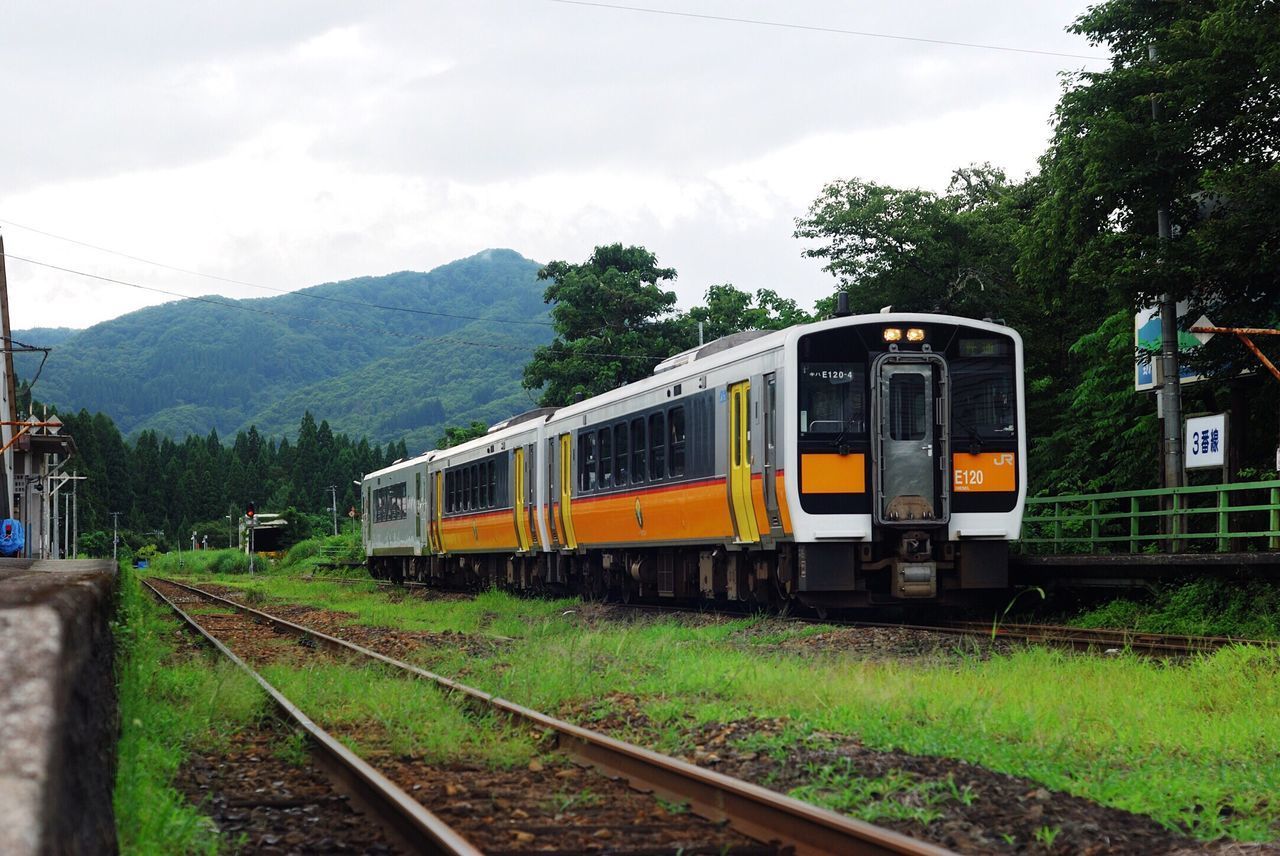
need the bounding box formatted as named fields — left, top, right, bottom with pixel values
left=560, top=693, right=1268, bottom=855
left=175, top=720, right=404, bottom=855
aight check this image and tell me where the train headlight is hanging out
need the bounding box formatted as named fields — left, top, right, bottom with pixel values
left=906, top=328, right=926, bottom=342
left=882, top=327, right=903, bottom=342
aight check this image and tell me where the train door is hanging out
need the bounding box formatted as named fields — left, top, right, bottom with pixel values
left=414, top=472, right=422, bottom=543
left=558, top=432, right=578, bottom=549
left=432, top=471, right=444, bottom=554
left=872, top=354, right=950, bottom=524
left=546, top=437, right=561, bottom=549
left=525, top=443, right=538, bottom=547
left=761, top=372, right=782, bottom=533
left=363, top=485, right=371, bottom=546
left=514, top=447, right=531, bottom=552
left=728, top=381, right=761, bottom=543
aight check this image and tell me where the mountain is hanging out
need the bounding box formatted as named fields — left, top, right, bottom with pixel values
left=16, top=249, right=553, bottom=448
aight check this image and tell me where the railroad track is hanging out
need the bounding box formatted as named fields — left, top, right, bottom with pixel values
left=293, top=574, right=1278, bottom=656
left=146, top=576, right=952, bottom=856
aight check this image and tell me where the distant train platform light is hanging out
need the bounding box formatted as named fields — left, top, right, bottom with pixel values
left=906, top=328, right=926, bottom=342
left=882, top=327, right=903, bottom=342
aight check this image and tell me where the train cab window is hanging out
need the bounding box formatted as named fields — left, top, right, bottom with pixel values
left=630, top=418, right=646, bottom=484
left=799, top=363, right=866, bottom=440
left=614, top=424, right=629, bottom=484
left=648, top=412, right=666, bottom=481
left=668, top=406, right=686, bottom=477
left=579, top=432, right=598, bottom=492
left=888, top=374, right=928, bottom=441
left=951, top=360, right=1016, bottom=445
left=599, top=428, right=613, bottom=488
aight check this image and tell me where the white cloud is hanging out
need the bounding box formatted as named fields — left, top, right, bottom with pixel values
left=0, top=0, right=1100, bottom=332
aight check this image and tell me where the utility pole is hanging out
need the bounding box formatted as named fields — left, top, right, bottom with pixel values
left=328, top=485, right=338, bottom=536
left=111, top=511, right=121, bottom=563
left=0, top=233, right=17, bottom=520
left=1150, top=43, right=1184, bottom=490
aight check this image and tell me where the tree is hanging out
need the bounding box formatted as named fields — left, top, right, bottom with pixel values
left=522, top=244, right=685, bottom=405
left=682, top=284, right=810, bottom=343
left=1031, top=0, right=1280, bottom=327
left=795, top=165, right=1029, bottom=320
left=436, top=421, right=490, bottom=450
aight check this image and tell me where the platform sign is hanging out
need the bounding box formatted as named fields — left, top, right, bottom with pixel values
left=1185, top=413, right=1227, bottom=469
left=1134, top=304, right=1213, bottom=391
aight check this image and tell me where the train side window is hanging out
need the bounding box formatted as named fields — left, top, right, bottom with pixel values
left=468, top=464, right=478, bottom=509
left=649, top=411, right=665, bottom=481
left=579, top=432, right=598, bottom=492
left=487, top=459, right=496, bottom=507
left=630, top=418, right=646, bottom=484
left=448, top=470, right=457, bottom=513
left=599, top=428, right=613, bottom=489
left=614, top=423, right=629, bottom=484
left=668, top=406, right=686, bottom=478
left=462, top=467, right=472, bottom=510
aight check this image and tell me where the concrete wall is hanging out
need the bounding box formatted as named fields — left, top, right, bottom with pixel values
left=0, top=559, right=118, bottom=855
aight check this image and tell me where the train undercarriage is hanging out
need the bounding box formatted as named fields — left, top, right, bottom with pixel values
left=367, top=535, right=1010, bottom=610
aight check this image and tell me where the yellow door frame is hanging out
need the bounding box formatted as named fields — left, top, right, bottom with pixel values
left=728, top=381, right=761, bottom=543
left=514, top=447, right=531, bottom=551
left=558, top=433, right=578, bottom=549
left=433, top=471, right=445, bottom=555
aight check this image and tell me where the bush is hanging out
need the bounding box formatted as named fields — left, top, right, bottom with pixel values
left=207, top=550, right=251, bottom=575
left=281, top=538, right=321, bottom=568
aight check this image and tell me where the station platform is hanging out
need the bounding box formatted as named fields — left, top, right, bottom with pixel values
left=0, top=559, right=118, bottom=855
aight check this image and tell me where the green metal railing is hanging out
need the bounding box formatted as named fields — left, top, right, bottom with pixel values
left=1020, top=479, right=1280, bottom=554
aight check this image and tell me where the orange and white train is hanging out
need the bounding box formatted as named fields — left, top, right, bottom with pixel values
left=362, top=311, right=1026, bottom=608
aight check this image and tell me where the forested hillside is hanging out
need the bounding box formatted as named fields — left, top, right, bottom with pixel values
left=15, top=249, right=551, bottom=445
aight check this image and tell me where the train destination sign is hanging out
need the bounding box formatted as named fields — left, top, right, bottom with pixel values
left=1185, top=413, right=1227, bottom=469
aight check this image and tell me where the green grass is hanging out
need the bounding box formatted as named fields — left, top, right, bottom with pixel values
left=787, top=761, right=975, bottom=826
left=260, top=663, right=537, bottom=768
left=174, top=579, right=1280, bottom=842
left=1071, top=579, right=1280, bottom=639
left=198, top=577, right=578, bottom=636
left=113, top=567, right=266, bottom=854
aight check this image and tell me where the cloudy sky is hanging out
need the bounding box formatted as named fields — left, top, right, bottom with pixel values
left=1, top=0, right=1104, bottom=331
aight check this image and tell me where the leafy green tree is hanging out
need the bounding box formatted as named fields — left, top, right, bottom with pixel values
left=522, top=244, right=685, bottom=405
left=795, top=165, right=1028, bottom=320
left=1031, top=0, right=1280, bottom=328
left=436, top=421, right=490, bottom=449
left=682, top=284, right=811, bottom=343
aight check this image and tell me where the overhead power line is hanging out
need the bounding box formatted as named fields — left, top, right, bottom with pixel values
left=544, top=0, right=1108, bottom=62
left=0, top=217, right=554, bottom=328
left=2, top=252, right=662, bottom=362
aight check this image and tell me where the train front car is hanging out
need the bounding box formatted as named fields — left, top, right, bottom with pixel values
left=785, top=313, right=1025, bottom=607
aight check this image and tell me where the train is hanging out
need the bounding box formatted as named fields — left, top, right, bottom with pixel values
left=361, top=309, right=1026, bottom=609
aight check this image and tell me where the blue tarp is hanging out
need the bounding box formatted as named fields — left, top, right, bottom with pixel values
left=0, top=519, right=24, bottom=557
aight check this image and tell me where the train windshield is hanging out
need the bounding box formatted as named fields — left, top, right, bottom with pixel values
left=799, top=362, right=866, bottom=439
left=950, top=359, right=1015, bottom=441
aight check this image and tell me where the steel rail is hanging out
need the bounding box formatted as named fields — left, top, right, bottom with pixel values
left=942, top=621, right=1280, bottom=655
left=151, top=577, right=953, bottom=856
left=293, top=580, right=1277, bottom=656
left=141, top=578, right=483, bottom=856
